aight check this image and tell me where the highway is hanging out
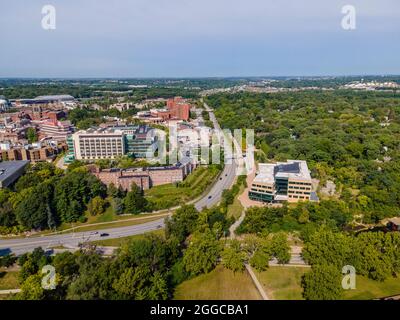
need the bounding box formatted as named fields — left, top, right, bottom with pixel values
left=0, top=102, right=239, bottom=256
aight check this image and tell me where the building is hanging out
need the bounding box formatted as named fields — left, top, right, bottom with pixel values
left=0, top=160, right=29, bottom=188
left=38, top=119, right=74, bottom=141
left=0, top=143, right=58, bottom=163
left=166, top=97, right=190, bottom=121
left=89, top=157, right=197, bottom=191
left=0, top=96, right=11, bottom=112
left=123, top=125, right=158, bottom=158
left=249, top=160, right=314, bottom=203
left=134, top=97, right=191, bottom=123
left=12, top=95, right=75, bottom=107
left=71, top=128, right=126, bottom=160
left=68, top=125, right=158, bottom=161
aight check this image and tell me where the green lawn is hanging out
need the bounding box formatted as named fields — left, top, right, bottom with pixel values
left=173, top=265, right=261, bottom=300
left=90, top=230, right=164, bottom=246
left=0, top=270, right=19, bottom=290
left=227, top=184, right=245, bottom=220
left=256, top=266, right=400, bottom=300
left=146, top=165, right=221, bottom=210
left=256, top=266, right=309, bottom=300
left=344, top=276, right=400, bottom=300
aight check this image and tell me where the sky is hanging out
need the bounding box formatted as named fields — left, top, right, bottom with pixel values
left=0, top=0, right=399, bottom=77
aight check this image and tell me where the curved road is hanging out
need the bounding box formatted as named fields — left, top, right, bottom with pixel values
left=0, top=103, right=239, bottom=256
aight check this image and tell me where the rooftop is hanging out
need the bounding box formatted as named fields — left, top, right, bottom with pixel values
left=254, top=160, right=311, bottom=184
left=0, top=161, right=30, bottom=183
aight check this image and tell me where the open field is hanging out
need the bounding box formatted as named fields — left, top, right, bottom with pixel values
left=344, top=276, right=400, bottom=300
left=173, top=265, right=261, bottom=300
left=256, top=266, right=309, bottom=300
left=146, top=166, right=221, bottom=210
left=256, top=266, right=400, bottom=300
left=90, top=230, right=164, bottom=246
left=227, top=184, right=245, bottom=220
left=0, top=269, right=19, bottom=290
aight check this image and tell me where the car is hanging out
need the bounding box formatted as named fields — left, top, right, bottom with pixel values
left=100, top=233, right=109, bottom=237
left=90, top=231, right=99, bottom=235
left=208, top=195, right=212, bottom=199
left=225, top=174, right=228, bottom=177
left=156, top=225, right=162, bottom=229
left=219, top=177, right=222, bottom=180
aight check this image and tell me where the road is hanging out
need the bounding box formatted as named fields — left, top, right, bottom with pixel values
left=0, top=101, right=239, bottom=256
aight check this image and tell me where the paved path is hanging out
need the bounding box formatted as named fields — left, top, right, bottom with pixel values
left=0, top=289, right=21, bottom=295
left=245, top=264, right=270, bottom=300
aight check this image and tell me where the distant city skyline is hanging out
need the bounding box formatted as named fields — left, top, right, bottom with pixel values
left=1, top=0, right=399, bottom=77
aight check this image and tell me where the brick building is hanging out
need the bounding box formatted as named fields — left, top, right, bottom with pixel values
left=89, top=158, right=197, bottom=191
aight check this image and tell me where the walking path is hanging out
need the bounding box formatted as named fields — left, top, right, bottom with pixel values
left=245, top=264, right=269, bottom=300
left=0, top=289, right=21, bottom=295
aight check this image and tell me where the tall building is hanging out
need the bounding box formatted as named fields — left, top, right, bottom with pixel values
left=166, top=97, right=190, bottom=121
left=68, top=125, right=158, bottom=161
left=249, top=160, right=314, bottom=203
left=71, top=128, right=125, bottom=160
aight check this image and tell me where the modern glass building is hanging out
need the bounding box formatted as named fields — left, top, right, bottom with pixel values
left=249, top=160, right=314, bottom=203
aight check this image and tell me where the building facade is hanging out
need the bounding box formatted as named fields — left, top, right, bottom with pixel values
left=68, top=125, right=158, bottom=161
left=71, top=128, right=125, bottom=160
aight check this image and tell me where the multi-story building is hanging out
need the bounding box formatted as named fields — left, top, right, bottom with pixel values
left=38, top=120, right=74, bottom=141
left=249, top=160, right=314, bottom=203
left=71, top=128, right=126, bottom=160
left=0, top=143, right=58, bottom=163
left=89, top=157, right=197, bottom=191
left=167, top=97, right=191, bottom=121
left=68, top=125, right=158, bottom=161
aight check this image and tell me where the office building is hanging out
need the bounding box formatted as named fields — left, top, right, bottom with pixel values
left=249, top=160, right=313, bottom=203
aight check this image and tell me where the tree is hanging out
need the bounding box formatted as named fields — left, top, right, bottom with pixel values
left=302, top=264, right=343, bottom=300
left=15, top=182, right=56, bottom=230
left=183, top=228, right=221, bottom=276
left=165, top=204, right=198, bottom=242
left=271, top=232, right=291, bottom=264
left=0, top=201, right=16, bottom=227
left=26, top=127, right=38, bottom=143
left=221, top=239, right=245, bottom=272
left=16, top=274, right=45, bottom=300
left=123, top=184, right=147, bottom=214
left=111, top=197, right=124, bottom=215
left=249, top=249, right=270, bottom=272
left=86, top=196, right=106, bottom=216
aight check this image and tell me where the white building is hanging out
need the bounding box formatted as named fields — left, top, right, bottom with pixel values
left=71, top=128, right=125, bottom=160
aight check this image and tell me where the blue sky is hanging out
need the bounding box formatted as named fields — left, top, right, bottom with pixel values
left=0, top=0, right=399, bottom=77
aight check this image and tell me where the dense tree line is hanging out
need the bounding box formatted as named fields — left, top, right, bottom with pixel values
left=207, top=90, right=400, bottom=223
left=0, top=163, right=147, bottom=234
left=301, top=228, right=400, bottom=299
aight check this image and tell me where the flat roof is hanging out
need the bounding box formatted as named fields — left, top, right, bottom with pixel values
left=253, top=160, right=311, bottom=184
left=0, top=161, right=29, bottom=183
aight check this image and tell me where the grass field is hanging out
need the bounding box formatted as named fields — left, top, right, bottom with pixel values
left=90, top=230, right=164, bottom=246
left=256, top=266, right=309, bottom=300
left=256, top=266, right=400, bottom=300
left=146, top=165, right=221, bottom=210
left=0, top=269, right=19, bottom=290
left=344, top=276, right=400, bottom=300
left=173, top=265, right=261, bottom=300
left=227, top=184, right=244, bottom=219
